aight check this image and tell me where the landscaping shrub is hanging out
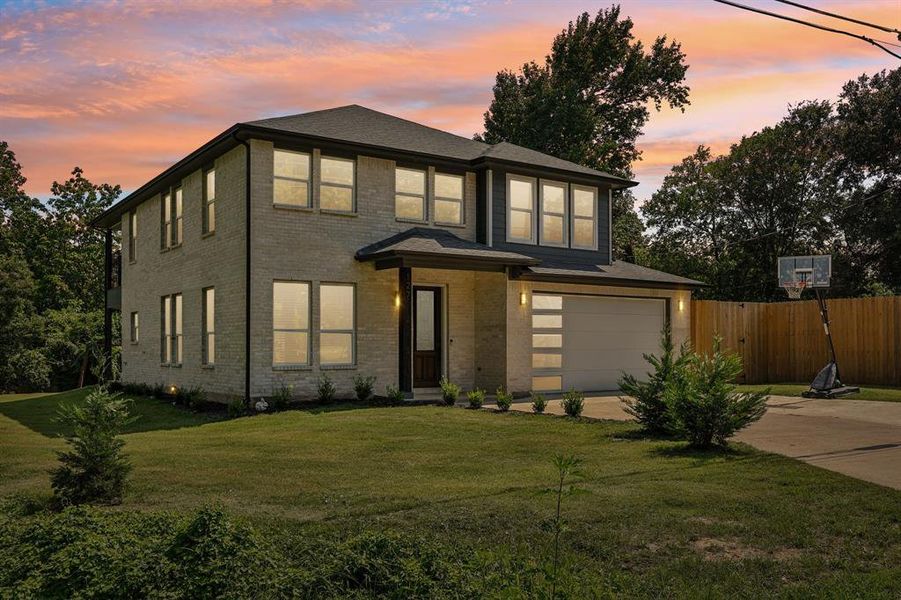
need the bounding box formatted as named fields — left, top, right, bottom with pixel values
left=619, top=324, right=689, bottom=435
left=227, top=398, right=245, bottom=418
left=666, top=336, right=769, bottom=448
left=271, top=382, right=294, bottom=411
left=180, top=386, right=207, bottom=410
left=467, top=388, right=486, bottom=409
left=385, top=384, right=405, bottom=405
left=439, top=376, right=461, bottom=406
left=2, top=348, right=51, bottom=392
left=561, top=388, right=584, bottom=418
left=495, top=386, right=513, bottom=412
left=317, top=374, right=336, bottom=404
left=531, top=392, right=548, bottom=414
left=50, top=386, right=134, bottom=506
left=353, top=374, right=376, bottom=402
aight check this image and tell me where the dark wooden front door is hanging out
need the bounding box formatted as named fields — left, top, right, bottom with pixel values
left=413, top=287, right=442, bottom=387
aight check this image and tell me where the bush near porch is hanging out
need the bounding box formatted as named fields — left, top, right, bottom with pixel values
left=1, top=389, right=899, bottom=597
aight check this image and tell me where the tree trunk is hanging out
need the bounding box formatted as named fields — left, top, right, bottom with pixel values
left=78, top=352, right=89, bottom=388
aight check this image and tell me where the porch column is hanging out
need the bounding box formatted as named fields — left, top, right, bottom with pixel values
left=102, top=228, right=113, bottom=379
left=398, top=266, right=413, bottom=395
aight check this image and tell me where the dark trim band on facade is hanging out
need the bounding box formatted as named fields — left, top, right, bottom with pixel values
left=233, top=133, right=252, bottom=404
left=514, top=269, right=707, bottom=290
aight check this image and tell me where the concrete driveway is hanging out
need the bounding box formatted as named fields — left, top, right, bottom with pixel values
left=506, top=394, right=901, bottom=490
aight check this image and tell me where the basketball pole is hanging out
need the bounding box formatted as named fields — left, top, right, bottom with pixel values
left=813, top=288, right=840, bottom=381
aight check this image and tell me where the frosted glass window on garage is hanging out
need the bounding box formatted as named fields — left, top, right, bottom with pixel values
left=532, top=376, right=562, bottom=392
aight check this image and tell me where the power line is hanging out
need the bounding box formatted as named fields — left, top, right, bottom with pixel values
left=773, top=0, right=901, bottom=38
left=712, top=0, right=901, bottom=60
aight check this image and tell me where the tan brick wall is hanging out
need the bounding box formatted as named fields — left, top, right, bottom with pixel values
left=505, top=279, right=691, bottom=394
left=120, top=145, right=247, bottom=400
left=473, top=271, right=507, bottom=391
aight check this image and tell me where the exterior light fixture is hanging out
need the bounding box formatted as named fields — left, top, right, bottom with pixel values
left=520, top=291, right=528, bottom=306
left=166, top=384, right=178, bottom=396
left=678, top=298, right=684, bottom=312
left=394, top=291, right=401, bottom=308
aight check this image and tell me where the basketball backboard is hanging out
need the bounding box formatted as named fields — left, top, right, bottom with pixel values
left=778, top=255, right=831, bottom=288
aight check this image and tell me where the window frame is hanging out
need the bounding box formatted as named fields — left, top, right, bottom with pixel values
left=202, top=287, right=215, bottom=366
left=160, top=293, right=182, bottom=365
left=203, top=167, right=216, bottom=235
left=173, top=186, right=183, bottom=247
left=506, top=174, right=537, bottom=244
left=273, top=148, right=311, bottom=208
left=161, top=191, right=172, bottom=250
left=130, top=311, right=139, bottom=344
left=539, top=179, right=569, bottom=248
left=433, top=172, right=465, bottom=226
left=128, top=209, right=137, bottom=262
left=319, top=155, right=356, bottom=214
left=570, top=183, right=598, bottom=251
left=318, top=282, right=356, bottom=367
left=394, top=166, right=427, bottom=222
left=272, top=280, right=311, bottom=368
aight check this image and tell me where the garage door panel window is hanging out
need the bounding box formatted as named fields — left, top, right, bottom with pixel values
left=531, top=293, right=564, bottom=392
left=532, top=376, right=562, bottom=392
left=532, top=353, right=562, bottom=369
left=532, top=314, right=562, bottom=329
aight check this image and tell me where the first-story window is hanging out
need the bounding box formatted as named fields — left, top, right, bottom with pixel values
left=203, top=168, right=216, bottom=234
left=540, top=181, right=567, bottom=247
left=160, top=293, right=182, bottom=365
left=571, top=184, right=597, bottom=250
left=507, top=175, right=536, bottom=243
left=434, top=172, right=464, bottom=225
left=202, top=287, right=215, bottom=365
left=130, top=311, right=139, bottom=343
left=395, top=167, right=426, bottom=221
left=319, top=283, right=355, bottom=366
left=273, top=149, right=310, bottom=207
left=273, top=281, right=310, bottom=366
left=320, top=156, right=355, bottom=212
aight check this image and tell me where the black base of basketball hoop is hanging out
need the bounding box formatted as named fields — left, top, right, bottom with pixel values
left=801, top=361, right=860, bottom=398
left=778, top=255, right=859, bottom=399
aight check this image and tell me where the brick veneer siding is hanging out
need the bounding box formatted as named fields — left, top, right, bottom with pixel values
left=120, top=145, right=247, bottom=400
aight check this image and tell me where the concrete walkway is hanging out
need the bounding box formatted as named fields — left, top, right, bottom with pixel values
left=504, top=394, right=901, bottom=490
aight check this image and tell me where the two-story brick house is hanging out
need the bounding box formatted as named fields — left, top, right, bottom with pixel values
left=94, top=105, right=702, bottom=402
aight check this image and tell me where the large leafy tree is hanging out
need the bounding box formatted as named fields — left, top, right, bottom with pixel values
left=477, top=5, right=690, bottom=259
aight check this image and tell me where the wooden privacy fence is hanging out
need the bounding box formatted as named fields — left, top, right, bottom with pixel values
left=691, top=296, right=901, bottom=386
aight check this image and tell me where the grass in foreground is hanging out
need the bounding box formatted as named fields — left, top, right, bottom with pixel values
left=736, top=383, right=901, bottom=402
left=2, top=388, right=899, bottom=597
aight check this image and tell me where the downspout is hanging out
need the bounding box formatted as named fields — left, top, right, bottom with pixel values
left=233, top=132, right=252, bottom=406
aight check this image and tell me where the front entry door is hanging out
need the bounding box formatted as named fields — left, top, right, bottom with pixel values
left=413, top=286, right=442, bottom=387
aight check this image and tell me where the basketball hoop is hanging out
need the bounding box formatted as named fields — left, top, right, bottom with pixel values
left=785, top=278, right=807, bottom=300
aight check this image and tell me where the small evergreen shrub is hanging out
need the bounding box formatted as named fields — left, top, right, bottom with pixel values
left=317, top=374, right=336, bottom=404
left=531, top=392, right=548, bottom=414
left=385, top=385, right=405, bottom=405
left=353, top=374, right=376, bottom=402
left=561, top=388, right=584, bottom=418
left=438, top=376, right=461, bottom=406
left=495, top=386, right=513, bottom=412
left=667, top=336, right=769, bottom=448
left=619, top=324, right=688, bottom=435
left=467, top=388, right=485, bottom=409
left=150, top=383, right=165, bottom=399
left=227, top=398, right=245, bottom=418
left=50, top=387, right=135, bottom=506
left=181, top=386, right=207, bottom=410
left=271, top=382, right=294, bottom=411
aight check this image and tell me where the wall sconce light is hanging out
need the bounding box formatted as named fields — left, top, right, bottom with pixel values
left=520, top=291, right=528, bottom=306
left=678, top=298, right=684, bottom=312
left=166, top=384, right=178, bottom=397
left=394, top=291, right=401, bottom=308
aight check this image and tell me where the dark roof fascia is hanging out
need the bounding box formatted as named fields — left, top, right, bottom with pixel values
left=357, top=247, right=540, bottom=267
left=471, top=157, right=638, bottom=189
left=238, top=123, right=475, bottom=171
left=515, top=269, right=707, bottom=290
left=367, top=254, right=528, bottom=273
left=92, top=125, right=242, bottom=228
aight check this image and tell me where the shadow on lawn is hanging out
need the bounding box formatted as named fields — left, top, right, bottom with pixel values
left=0, top=390, right=223, bottom=439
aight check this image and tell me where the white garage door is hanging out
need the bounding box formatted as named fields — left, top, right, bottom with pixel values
left=531, top=294, right=666, bottom=392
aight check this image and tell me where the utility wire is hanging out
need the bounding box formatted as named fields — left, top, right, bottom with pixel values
left=712, top=0, right=901, bottom=60
left=773, top=0, right=901, bottom=38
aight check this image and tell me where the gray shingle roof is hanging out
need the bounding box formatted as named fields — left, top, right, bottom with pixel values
left=245, top=105, right=633, bottom=184
left=356, top=227, right=539, bottom=266
left=524, top=260, right=706, bottom=288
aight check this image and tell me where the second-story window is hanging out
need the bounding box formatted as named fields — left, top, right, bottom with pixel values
left=128, top=210, right=137, bottom=262
left=507, top=175, right=536, bottom=244
left=320, top=156, right=355, bottom=212
left=273, top=149, right=310, bottom=207
left=130, top=311, right=139, bottom=343
left=571, top=185, right=597, bottom=250
left=540, top=181, right=567, bottom=247
left=173, top=187, right=183, bottom=246
left=161, top=191, right=171, bottom=249
left=434, top=173, right=464, bottom=225
left=203, top=168, right=216, bottom=234
left=395, top=167, right=426, bottom=221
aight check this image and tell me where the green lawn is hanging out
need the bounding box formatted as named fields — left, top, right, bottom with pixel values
left=736, top=383, right=901, bottom=402
left=2, top=389, right=900, bottom=597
